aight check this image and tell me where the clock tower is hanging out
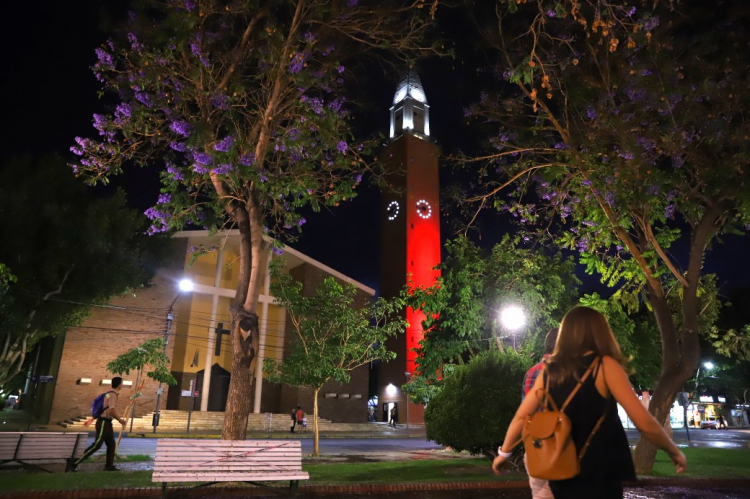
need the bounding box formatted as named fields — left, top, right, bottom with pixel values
left=377, top=70, right=441, bottom=426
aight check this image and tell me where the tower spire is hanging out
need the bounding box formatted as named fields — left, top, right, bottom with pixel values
left=389, top=69, right=430, bottom=139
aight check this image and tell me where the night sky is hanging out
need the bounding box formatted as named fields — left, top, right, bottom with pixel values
left=2, top=1, right=749, bottom=297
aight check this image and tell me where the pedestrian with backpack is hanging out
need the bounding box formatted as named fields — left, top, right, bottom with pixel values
left=492, top=307, right=686, bottom=498
left=74, top=376, right=127, bottom=471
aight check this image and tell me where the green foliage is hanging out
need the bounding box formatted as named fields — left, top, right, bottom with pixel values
left=424, top=349, right=531, bottom=456
left=0, top=155, right=168, bottom=387
left=264, top=260, right=407, bottom=390
left=406, top=235, right=579, bottom=403
left=106, top=338, right=177, bottom=385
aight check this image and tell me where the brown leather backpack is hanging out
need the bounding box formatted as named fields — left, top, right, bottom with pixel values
left=513, top=357, right=607, bottom=480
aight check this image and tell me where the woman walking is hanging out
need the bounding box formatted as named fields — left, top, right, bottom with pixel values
left=492, top=306, right=686, bottom=498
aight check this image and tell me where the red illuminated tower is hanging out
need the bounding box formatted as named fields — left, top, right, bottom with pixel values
left=377, top=70, right=441, bottom=426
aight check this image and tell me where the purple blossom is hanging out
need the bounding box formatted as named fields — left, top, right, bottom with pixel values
left=322, top=45, right=335, bottom=57
left=240, top=153, right=256, bottom=166
left=194, top=152, right=213, bottom=165
left=618, top=151, right=634, bottom=160
left=576, top=238, right=590, bottom=252
left=298, top=217, right=307, bottom=226
left=604, top=191, right=615, bottom=205
left=214, top=135, right=235, bottom=152
left=212, top=163, right=233, bottom=175
left=166, top=164, right=184, bottom=181
left=272, top=246, right=284, bottom=255
left=211, top=94, right=230, bottom=110
left=192, top=164, right=209, bottom=174
left=184, top=0, right=196, bottom=10
left=664, top=204, right=676, bottom=218
left=355, top=174, right=362, bottom=183
left=93, top=113, right=108, bottom=131
left=554, top=142, right=569, bottom=150
left=647, top=185, right=660, bottom=195
left=586, top=106, right=596, bottom=120
left=135, top=91, right=152, bottom=108
left=337, top=65, right=345, bottom=74
left=641, top=69, right=653, bottom=76
left=127, top=33, right=144, bottom=52
left=582, top=180, right=592, bottom=187
left=337, top=141, right=348, bottom=153
left=170, top=120, right=193, bottom=137
left=94, top=48, right=114, bottom=69
left=347, top=0, right=359, bottom=5
left=302, top=31, right=315, bottom=43
left=170, top=141, right=187, bottom=152
left=626, top=7, right=636, bottom=17
left=288, top=52, right=309, bottom=74
left=157, top=194, right=172, bottom=204
left=259, top=172, right=268, bottom=182
left=642, top=16, right=660, bottom=31
left=546, top=10, right=556, bottom=18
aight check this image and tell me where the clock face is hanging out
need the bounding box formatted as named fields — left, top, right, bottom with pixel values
left=416, top=199, right=432, bottom=219
left=386, top=201, right=400, bottom=221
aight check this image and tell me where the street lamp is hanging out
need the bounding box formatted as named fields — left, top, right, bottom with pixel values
left=500, top=305, right=526, bottom=350
left=404, top=372, right=411, bottom=431
left=152, top=279, right=193, bottom=433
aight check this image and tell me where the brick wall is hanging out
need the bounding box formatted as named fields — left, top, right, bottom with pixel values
left=48, top=242, right=188, bottom=424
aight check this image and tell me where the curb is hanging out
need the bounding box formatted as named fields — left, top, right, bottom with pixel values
left=2, top=478, right=750, bottom=499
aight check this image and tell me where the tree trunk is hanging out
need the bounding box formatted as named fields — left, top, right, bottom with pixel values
left=632, top=289, right=699, bottom=473
left=221, top=196, right=265, bottom=440
left=313, top=387, right=320, bottom=457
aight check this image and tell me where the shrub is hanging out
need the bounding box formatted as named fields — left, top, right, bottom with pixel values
left=424, top=349, right=532, bottom=456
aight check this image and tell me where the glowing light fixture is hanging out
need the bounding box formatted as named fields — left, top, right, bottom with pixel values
left=179, top=278, right=194, bottom=292
left=386, top=383, right=398, bottom=396
left=500, top=305, right=526, bottom=332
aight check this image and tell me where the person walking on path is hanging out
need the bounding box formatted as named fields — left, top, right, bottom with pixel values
left=520, top=327, right=558, bottom=499
left=75, top=376, right=127, bottom=472
left=290, top=408, right=297, bottom=433
left=295, top=406, right=305, bottom=432
left=718, top=414, right=727, bottom=429
left=389, top=406, right=397, bottom=428
left=492, top=306, right=686, bottom=498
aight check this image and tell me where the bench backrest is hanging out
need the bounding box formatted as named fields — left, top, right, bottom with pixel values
left=0, top=432, right=88, bottom=461
left=154, top=439, right=304, bottom=474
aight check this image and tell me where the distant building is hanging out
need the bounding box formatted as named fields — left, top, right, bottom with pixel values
left=47, top=231, right=374, bottom=425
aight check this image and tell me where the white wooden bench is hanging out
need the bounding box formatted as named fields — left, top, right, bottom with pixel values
left=0, top=432, right=88, bottom=472
left=153, top=439, right=309, bottom=497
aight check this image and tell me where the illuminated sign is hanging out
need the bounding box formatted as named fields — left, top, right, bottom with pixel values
left=699, top=395, right=714, bottom=403
left=718, top=396, right=726, bottom=403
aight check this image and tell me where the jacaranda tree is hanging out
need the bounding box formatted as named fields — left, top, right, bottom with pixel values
left=71, top=0, right=438, bottom=439
left=460, top=0, right=750, bottom=471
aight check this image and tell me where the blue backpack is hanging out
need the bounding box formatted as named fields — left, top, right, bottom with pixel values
left=90, top=391, right=115, bottom=418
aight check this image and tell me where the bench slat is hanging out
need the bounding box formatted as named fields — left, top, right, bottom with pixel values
left=153, top=439, right=309, bottom=486
left=153, top=472, right=310, bottom=483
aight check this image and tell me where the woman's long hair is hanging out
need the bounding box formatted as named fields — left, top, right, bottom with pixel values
left=545, top=306, right=628, bottom=387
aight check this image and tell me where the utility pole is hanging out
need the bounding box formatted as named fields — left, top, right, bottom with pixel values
left=152, top=307, right=174, bottom=433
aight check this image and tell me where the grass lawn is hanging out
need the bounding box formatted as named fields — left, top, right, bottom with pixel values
left=0, top=448, right=747, bottom=493
left=650, top=448, right=750, bottom=479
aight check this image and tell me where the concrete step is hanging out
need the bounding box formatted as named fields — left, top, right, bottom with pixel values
left=59, top=410, right=390, bottom=433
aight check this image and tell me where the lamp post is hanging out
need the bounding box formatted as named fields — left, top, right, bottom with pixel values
left=688, top=361, right=714, bottom=432
left=404, top=372, right=411, bottom=431
left=499, top=305, right=526, bottom=350
left=152, top=279, right=193, bottom=433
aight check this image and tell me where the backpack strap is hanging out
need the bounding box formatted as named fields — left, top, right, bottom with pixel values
left=577, top=357, right=610, bottom=459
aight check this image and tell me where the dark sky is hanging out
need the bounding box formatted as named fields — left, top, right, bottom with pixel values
left=2, top=1, right=749, bottom=297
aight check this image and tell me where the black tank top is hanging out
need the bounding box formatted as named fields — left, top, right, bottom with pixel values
left=546, top=353, right=636, bottom=483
